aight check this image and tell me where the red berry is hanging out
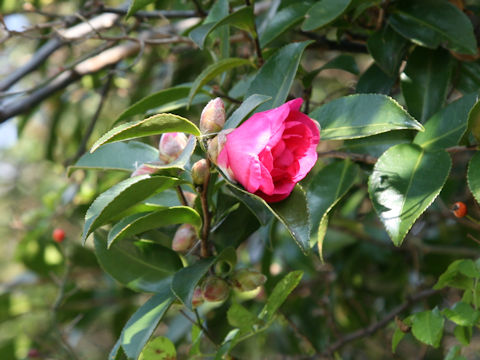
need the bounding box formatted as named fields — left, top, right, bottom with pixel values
left=27, top=348, right=40, bottom=358
left=452, top=201, right=467, bottom=218
left=52, top=228, right=65, bottom=243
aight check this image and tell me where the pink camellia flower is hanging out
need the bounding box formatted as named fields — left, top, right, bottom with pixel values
left=217, top=98, right=320, bottom=203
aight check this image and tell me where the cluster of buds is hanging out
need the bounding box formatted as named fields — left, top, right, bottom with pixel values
left=192, top=268, right=267, bottom=308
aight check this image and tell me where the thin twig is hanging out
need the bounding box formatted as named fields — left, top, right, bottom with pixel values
left=199, top=159, right=212, bottom=258
left=180, top=309, right=217, bottom=346
left=176, top=186, right=188, bottom=206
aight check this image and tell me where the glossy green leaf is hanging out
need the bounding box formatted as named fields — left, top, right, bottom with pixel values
left=414, top=94, right=477, bottom=150
left=188, top=58, right=254, bottom=106
left=304, top=55, right=359, bottom=89
left=368, top=144, right=451, bottom=246
left=468, top=152, right=480, bottom=205
left=411, top=309, right=444, bottom=348
left=227, top=186, right=272, bottom=225
left=356, top=63, right=396, bottom=95
left=434, top=259, right=480, bottom=290
left=68, top=141, right=159, bottom=175
left=259, top=2, right=311, bottom=48
left=120, top=287, right=174, bottom=359
left=454, top=326, right=472, bottom=346
left=467, top=97, right=480, bottom=143
left=126, top=0, right=154, bottom=18
left=308, top=160, right=359, bottom=259
left=341, top=130, right=413, bottom=158
left=224, top=94, right=272, bottom=129
left=443, top=302, right=480, bottom=327
left=445, top=345, right=466, bottom=360
left=140, top=337, right=176, bottom=360
left=227, top=303, right=258, bottom=330
left=260, top=270, right=303, bottom=321
left=83, top=175, right=181, bottom=243
left=389, top=0, right=477, bottom=55
left=367, top=25, right=408, bottom=76
left=392, top=327, right=406, bottom=353
left=457, top=61, right=480, bottom=95
left=108, top=206, right=202, bottom=247
left=189, top=7, right=255, bottom=49
left=115, top=86, right=210, bottom=123
left=309, top=94, right=423, bottom=140
left=302, top=0, right=352, bottom=31
left=246, top=41, right=312, bottom=112
left=226, top=182, right=310, bottom=253
left=171, top=247, right=236, bottom=310
left=94, top=231, right=182, bottom=293
left=91, top=114, right=200, bottom=153
left=109, top=338, right=125, bottom=360
left=401, top=47, right=452, bottom=123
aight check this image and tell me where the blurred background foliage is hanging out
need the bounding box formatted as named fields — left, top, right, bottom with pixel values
left=2, top=0, right=480, bottom=359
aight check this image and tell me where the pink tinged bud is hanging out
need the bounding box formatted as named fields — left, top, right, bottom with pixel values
left=202, top=275, right=230, bottom=302
left=158, top=132, right=188, bottom=163
left=191, top=286, right=204, bottom=308
left=183, top=191, right=197, bottom=207
left=191, top=159, right=209, bottom=185
left=172, top=224, right=197, bottom=252
left=200, top=98, right=226, bottom=134
left=231, top=269, right=267, bottom=292
left=207, top=130, right=230, bottom=164
left=130, top=163, right=157, bottom=177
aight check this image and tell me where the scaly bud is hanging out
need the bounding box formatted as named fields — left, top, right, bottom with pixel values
left=172, top=224, right=197, bottom=252
left=200, top=98, right=225, bottom=134
left=202, top=275, right=230, bottom=302
left=191, top=159, right=209, bottom=185
left=231, top=269, right=267, bottom=292
left=159, top=132, right=188, bottom=163
left=207, top=129, right=232, bottom=164
left=191, top=286, right=204, bottom=308
left=130, top=163, right=158, bottom=177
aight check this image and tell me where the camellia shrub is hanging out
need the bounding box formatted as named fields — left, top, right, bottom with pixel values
left=5, top=0, right=480, bottom=359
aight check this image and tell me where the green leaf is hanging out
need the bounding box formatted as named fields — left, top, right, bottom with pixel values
left=308, top=160, right=359, bottom=259
left=454, top=326, right=472, bottom=346
left=68, top=141, right=159, bottom=175
left=226, top=186, right=272, bottom=225
left=458, top=61, right=480, bottom=95
left=189, top=7, right=255, bottom=49
left=389, top=0, right=477, bottom=55
left=227, top=303, right=258, bottom=330
left=224, top=94, right=272, bottom=129
left=467, top=97, right=480, bottom=143
left=108, top=206, right=202, bottom=247
left=302, top=0, right=352, bottom=31
left=109, top=338, right=125, bottom=360
left=260, top=270, right=303, bottom=321
left=245, top=41, right=313, bottom=112
left=367, top=25, right=408, bottom=76
left=91, top=114, right=201, bottom=153
left=434, top=259, right=480, bottom=290
left=304, top=55, right=359, bottom=88
left=445, top=345, right=467, bottom=360
left=94, top=231, right=182, bottom=293
left=259, top=2, right=311, bottom=48
left=401, top=47, right=453, bottom=123
left=83, top=175, right=181, bottom=243
left=171, top=247, right=236, bottom=310
left=468, top=152, right=480, bottom=206
left=141, top=135, right=197, bottom=172
left=443, top=302, right=480, bottom=326
left=115, top=86, right=210, bottom=123
left=126, top=0, right=154, bottom=18
left=368, top=144, right=451, bottom=246
left=140, top=336, right=176, bottom=360
left=356, top=63, right=396, bottom=95
left=414, top=94, right=477, bottom=150
left=119, top=287, right=174, bottom=360
left=187, top=58, right=255, bottom=106
left=392, top=327, right=405, bottom=353
left=226, top=183, right=311, bottom=253
left=309, top=94, right=423, bottom=140
left=411, top=309, right=444, bottom=348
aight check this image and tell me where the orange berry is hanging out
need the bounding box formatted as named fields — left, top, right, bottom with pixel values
left=452, top=201, right=467, bottom=218
left=52, top=228, right=65, bottom=243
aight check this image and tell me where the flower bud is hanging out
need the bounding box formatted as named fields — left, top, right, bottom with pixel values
left=208, top=129, right=232, bottom=164
left=191, top=159, right=209, bottom=185
left=172, top=224, right=197, bottom=252
left=130, top=163, right=158, bottom=177
left=202, top=275, right=230, bottom=302
left=159, top=132, right=188, bottom=163
left=183, top=191, right=197, bottom=207
left=191, top=286, right=204, bottom=308
left=231, top=269, right=267, bottom=292
left=200, top=98, right=225, bottom=134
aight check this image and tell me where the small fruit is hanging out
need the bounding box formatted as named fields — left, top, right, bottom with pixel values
left=191, top=286, right=204, bottom=308
left=27, top=348, right=40, bottom=358
left=231, top=269, right=267, bottom=292
left=202, top=275, right=230, bottom=302
left=52, top=228, right=65, bottom=243
left=172, top=224, right=197, bottom=252
left=452, top=201, right=467, bottom=218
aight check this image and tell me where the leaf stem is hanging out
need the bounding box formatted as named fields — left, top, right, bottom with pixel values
left=199, top=158, right=212, bottom=258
